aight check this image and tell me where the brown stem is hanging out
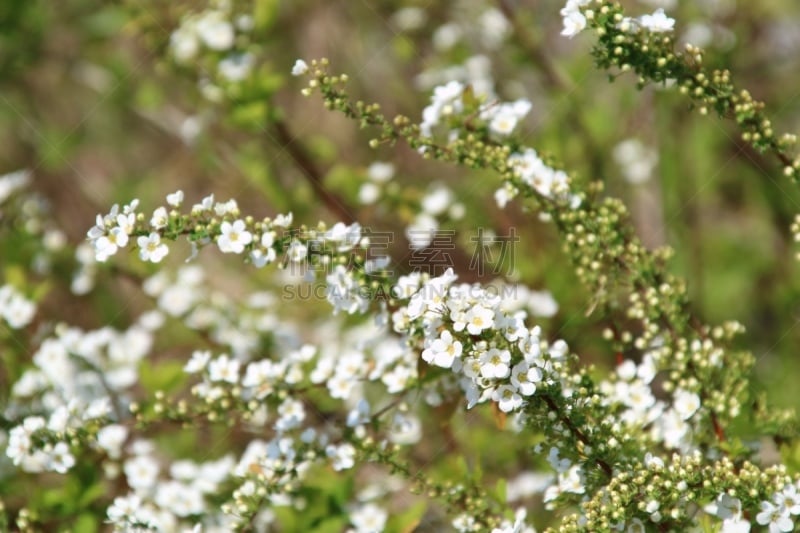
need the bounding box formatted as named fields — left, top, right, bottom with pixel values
left=271, top=118, right=356, bottom=225
left=542, top=394, right=613, bottom=478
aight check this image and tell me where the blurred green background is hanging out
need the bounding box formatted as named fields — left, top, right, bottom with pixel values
left=3, top=0, right=800, bottom=527
left=4, top=0, right=800, bottom=407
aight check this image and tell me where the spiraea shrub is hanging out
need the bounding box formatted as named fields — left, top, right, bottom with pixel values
left=3, top=0, right=800, bottom=531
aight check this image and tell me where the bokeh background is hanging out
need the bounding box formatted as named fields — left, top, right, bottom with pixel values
left=3, top=0, right=800, bottom=528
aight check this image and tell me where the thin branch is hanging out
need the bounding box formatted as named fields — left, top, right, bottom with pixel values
left=271, top=118, right=357, bottom=225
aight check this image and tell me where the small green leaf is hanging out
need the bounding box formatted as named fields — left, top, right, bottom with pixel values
left=387, top=501, right=427, bottom=533
left=492, top=478, right=507, bottom=503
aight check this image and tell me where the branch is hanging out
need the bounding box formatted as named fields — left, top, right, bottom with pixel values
left=271, top=118, right=357, bottom=225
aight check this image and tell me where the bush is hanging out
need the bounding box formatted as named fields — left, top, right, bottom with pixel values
left=2, top=0, right=800, bottom=531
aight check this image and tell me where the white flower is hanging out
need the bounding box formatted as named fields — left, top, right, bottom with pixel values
left=507, top=149, right=568, bottom=198
left=493, top=384, right=524, bottom=412
left=2, top=291, right=36, bottom=329
left=183, top=350, right=211, bottom=374
left=97, top=424, right=128, bottom=459
left=219, top=52, right=255, bottom=82
left=673, top=388, right=701, bottom=420
left=495, top=187, right=514, bottom=208
left=48, top=406, right=71, bottom=432
left=420, top=80, right=465, bottom=136
left=94, top=226, right=129, bottom=261
left=491, top=507, right=532, bottom=533
left=326, top=265, right=369, bottom=315
left=393, top=273, right=422, bottom=300
left=465, top=304, right=494, bottom=335
left=561, top=9, right=587, bottom=38
left=49, top=442, right=75, bottom=473
left=510, top=362, right=542, bottom=396
left=192, top=194, right=214, bottom=213
left=480, top=348, right=511, bottom=379
left=528, top=290, right=559, bottom=317
left=365, top=256, right=391, bottom=274
left=776, top=484, right=800, bottom=515
left=557, top=464, right=585, bottom=495
left=208, top=354, right=240, bottom=384
left=325, top=222, right=361, bottom=251
left=251, top=246, right=277, bottom=268
left=217, top=219, right=253, bottom=254
left=421, top=330, right=463, bottom=369
left=405, top=213, right=438, bottom=249
left=432, top=22, right=462, bottom=51
left=276, top=398, right=306, bottom=432
left=350, top=503, right=388, bottom=533
left=0, top=169, right=30, bottom=205
left=421, top=186, right=452, bottom=215
left=116, top=212, right=136, bottom=234
left=389, top=413, right=422, bottom=445
left=367, top=162, right=395, bottom=182
left=137, top=233, right=169, bottom=263
left=643, top=452, right=664, bottom=469
left=489, top=111, right=520, bottom=136
left=327, top=373, right=357, bottom=400
left=721, top=517, right=751, bottom=533
left=326, top=443, right=356, bottom=471
left=107, top=494, right=143, bottom=523
left=613, top=139, right=659, bottom=184
left=179, top=115, right=203, bottom=145
left=196, top=12, right=235, bottom=51
left=150, top=206, right=169, bottom=229
left=639, top=8, right=675, bottom=33
left=124, top=455, right=160, bottom=492
left=480, top=8, right=510, bottom=49
left=166, top=190, right=184, bottom=206
left=358, top=182, right=381, bottom=204
left=346, top=399, right=371, bottom=428
left=286, top=239, right=308, bottom=262
left=155, top=480, right=205, bottom=517
left=273, top=212, right=293, bottom=227
left=291, top=59, right=309, bottom=76
left=453, top=514, right=478, bottom=532
left=170, top=26, right=199, bottom=62
left=86, top=398, right=112, bottom=419
left=655, top=408, right=690, bottom=449
left=645, top=499, right=661, bottom=521
left=756, top=501, right=793, bottom=532
left=214, top=199, right=238, bottom=216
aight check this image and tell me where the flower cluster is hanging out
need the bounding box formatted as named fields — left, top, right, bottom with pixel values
left=561, top=0, right=675, bottom=39
left=419, top=79, right=532, bottom=140
left=5, top=0, right=800, bottom=530
left=295, top=48, right=800, bottom=528
left=0, top=168, right=30, bottom=205
left=580, top=0, right=800, bottom=179
left=392, top=268, right=568, bottom=420
left=86, top=191, right=374, bottom=296
left=106, top=443, right=235, bottom=531
left=169, top=1, right=257, bottom=97
left=496, top=148, right=571, bottom=207
left=0, top=283, right=35, bottom=329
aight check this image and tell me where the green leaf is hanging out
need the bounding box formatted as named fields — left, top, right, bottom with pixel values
left=492, top=478, right=507, bottom=503
left=72, top=513, right=99, bottom=533
left=308, top=516, right=348, bottom=533
left=3, top=264, right=27, bottom=289
left=77, top=482, right=107, bottom=508
left=138, top=360, right=186, bottom=393
left=387, top=501, right=427, bottom=533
